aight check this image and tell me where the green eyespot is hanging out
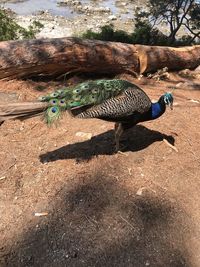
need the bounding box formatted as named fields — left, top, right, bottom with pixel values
left=49, top=99, right=58, bottom=106
left=89, top=95, right=96, bottom=102
left=53, top=92, right=60, bottom=97
left=56, top=89, right=66, bottom=97
left=105, top=83, right=112, bottom=90
left=73, top=88, right=81, bottom=94
left=92, top=88, right=98, bottom=94
left=82, top=84, right=90, bottom=90
left=58, top=99, right=67, bottom=109
left=45, top=106, right=61, bottom=125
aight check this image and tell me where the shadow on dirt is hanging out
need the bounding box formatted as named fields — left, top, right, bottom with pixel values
left=2, top=166, right=192, bottom=267
left=40, top=125, right=175, bottom=163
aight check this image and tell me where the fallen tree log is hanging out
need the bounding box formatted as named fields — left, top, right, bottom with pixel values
left=0, top=37, right=139, bottom=79
left=136, top=45, right=200, bottom=74
left=0, top=37, right=199, bottom=79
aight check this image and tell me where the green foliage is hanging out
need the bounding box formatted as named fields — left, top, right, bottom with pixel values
left=190, top=3, right=200, bottom=29
left=131, top=21, right=156, bottom=45
left=82, top=24, right=133, bottom=43
left=144, top=0, right=200, bottom=44
left=0, top=9, right=43, bottom=41
left=82, top=23, right=169, bottom=46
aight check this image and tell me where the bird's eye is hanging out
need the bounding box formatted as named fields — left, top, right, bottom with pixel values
left=164, top=96, right=168, bottom=104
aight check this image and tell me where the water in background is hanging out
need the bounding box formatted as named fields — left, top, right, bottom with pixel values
left=4, top=0, right=75, bottom=17
left=3, top=0, right=127, bottom=17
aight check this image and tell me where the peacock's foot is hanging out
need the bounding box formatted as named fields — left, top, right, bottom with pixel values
left=117, top=150, right=128, bottom=156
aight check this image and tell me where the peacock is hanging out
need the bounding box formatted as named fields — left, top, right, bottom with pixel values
left=0, top=79, right=173, bottom=151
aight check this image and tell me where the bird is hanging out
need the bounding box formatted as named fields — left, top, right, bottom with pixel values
left=0, top=79, right=173, bottom=151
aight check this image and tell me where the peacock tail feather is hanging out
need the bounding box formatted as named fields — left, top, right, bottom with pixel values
left=39, top=79, right=137, bottom=124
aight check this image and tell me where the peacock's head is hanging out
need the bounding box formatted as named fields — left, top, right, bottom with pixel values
left=163, top=92, right=173, bottom=110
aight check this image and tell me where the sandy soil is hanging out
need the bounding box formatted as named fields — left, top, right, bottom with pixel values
left=0, top=73, right=200, bottom=267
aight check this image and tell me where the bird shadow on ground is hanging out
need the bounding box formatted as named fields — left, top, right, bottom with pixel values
left=3, top=168, right=192, bottom=267
left=40, top=125, right=175, bottom=163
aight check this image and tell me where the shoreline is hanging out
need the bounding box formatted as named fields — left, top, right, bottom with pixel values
left=1, top=0, right=146, bottom=38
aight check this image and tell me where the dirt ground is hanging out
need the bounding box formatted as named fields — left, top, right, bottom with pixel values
left=0, top=72, right=200, bottom=267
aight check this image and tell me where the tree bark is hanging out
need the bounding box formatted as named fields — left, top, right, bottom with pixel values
left=0, top=37, right=139, bottom=79
left=0, top=37, right=199, bottom=79
left=136, top=44, right=200, bottom=74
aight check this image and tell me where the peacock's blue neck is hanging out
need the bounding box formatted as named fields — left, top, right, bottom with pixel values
left=151, top=101, right=166, bottom=120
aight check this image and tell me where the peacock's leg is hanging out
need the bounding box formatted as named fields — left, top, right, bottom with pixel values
left=114, top=122, right=119, bottom=132
left=114, top=123, right=124, bottom=152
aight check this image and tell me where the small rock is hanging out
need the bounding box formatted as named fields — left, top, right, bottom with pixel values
left=194, top=65, right=200, bottom=73
left=108, top=15, right=117, bottom=20
left=75, top=132, right=92, bottom=140
left=179, top=69, right=191, bottom=77
left=136, top=187, right=145, bottom=196
left=175, top=82, right=183, bottom=88
left=121, top=2, right=128, bottom=6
